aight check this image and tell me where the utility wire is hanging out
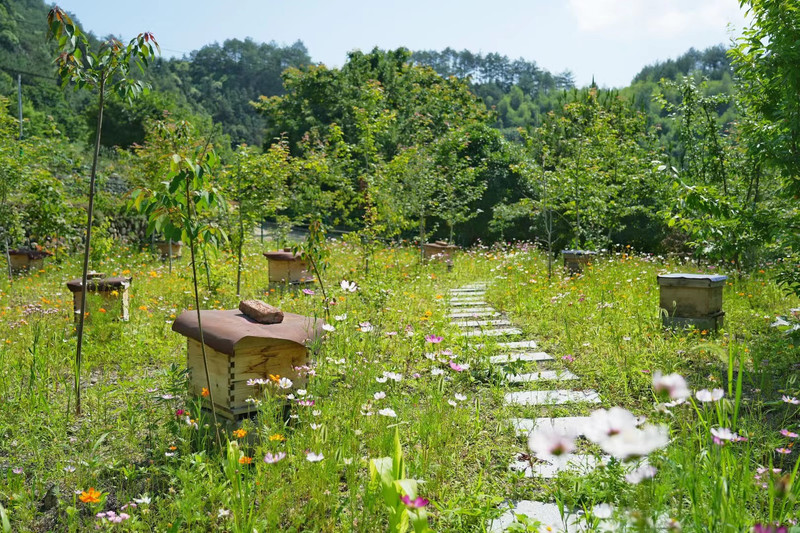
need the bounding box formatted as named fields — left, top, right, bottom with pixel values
left=0, top=64, right=58, bottom=82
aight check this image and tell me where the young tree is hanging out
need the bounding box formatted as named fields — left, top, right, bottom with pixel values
left=47, top=6, right=158, bottom=416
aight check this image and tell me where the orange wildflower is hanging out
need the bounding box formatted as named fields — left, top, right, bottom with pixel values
left=269, top=433, right=285, bottom=442
left=232, top=429, right=247, bottom=439
left=268, top=374, right=281, bottom=383
left=201, top=387, right=210, bottom=397
left=79, top=487, right=102, bottom=504
left=238, top=456, right=253, bottom=465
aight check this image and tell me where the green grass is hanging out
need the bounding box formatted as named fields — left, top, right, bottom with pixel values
left=0, top=241, right=798, bottom=531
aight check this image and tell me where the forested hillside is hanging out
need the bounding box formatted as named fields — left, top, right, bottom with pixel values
left=2, top=0, right=788, bottom=274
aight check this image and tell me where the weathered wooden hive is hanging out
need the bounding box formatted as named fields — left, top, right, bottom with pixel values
left=66, top=274, right=132, bottom=321
left=172, top=308, right=324, bottom=419
left=657, top=273, right=727, bottom=331
left=156, top=240, right=183, bottom=259
left=263, top=249, right=312, bottom=284
left=9, top=249, right=53, bottom=272
left=561, top=249, right=597, bottom=274
left=423, top=241, right=458, bottom=260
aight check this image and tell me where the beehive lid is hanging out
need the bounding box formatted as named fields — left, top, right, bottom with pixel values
left=657, top=273, right=728, bottom=287
left=66, top=276, right=132, bottom=293
left=10, top=249, right=53, bottom=259
left=425, top=242, right=456, bottom=250
left=264, top=250, right=303, bottom=261
left=172, top=309, right=324, bottom=355
left=562, top=249, right=597, bottom=256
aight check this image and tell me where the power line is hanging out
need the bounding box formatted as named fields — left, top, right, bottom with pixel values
left=0, top=64, right=58, bottom=82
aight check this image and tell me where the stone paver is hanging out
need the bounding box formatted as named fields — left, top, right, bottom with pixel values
left=448, top=310, right=501, bottom=319
left=504, top=389, right=601, bottom=406
left=450, top=288, right=486, bottom=294
left=452, top=319, right=511, bottom=328
left=496, top=340, right=538, bottom=350
left=450, top=300, right=488, bottom=307
left=450, top=297, right=486, bottom=303
left=507, top=370, right=578, bottom=383
left=510, top=453, right=606, bottom=479
left=451, top=307, right=496, bottom=314
left=489, top=501, right=591, bottom=533
left=489, top=351, right=553, bottom=364
left=460, top=327, right=523, bottom=338
left=508, top=416, right=591, bottom=438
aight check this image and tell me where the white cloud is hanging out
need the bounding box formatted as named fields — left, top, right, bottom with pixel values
left=567, top=0, right=747, bottom=39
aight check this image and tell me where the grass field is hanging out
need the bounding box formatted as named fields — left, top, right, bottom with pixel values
left=0, top=241, right=798, bottom=531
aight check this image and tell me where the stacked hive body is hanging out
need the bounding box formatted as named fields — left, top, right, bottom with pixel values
left=156, top=241, right=182, bottom=259
left=9, top=249, right=52, bottom=272
left=561, top=250, right=597, bottom=274
left=423, top=241, right=458, bottom=260
left=264, top=249, right=313, bottom=284
left=66, top=274, right=132, bottom=321
left=172, top=309, right=324, bottom=419
left=657, top=273, right=727, bottom=331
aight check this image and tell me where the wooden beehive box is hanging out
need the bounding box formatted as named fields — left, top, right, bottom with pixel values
left=172, top=309, right=324, bottom=419
left=657, top=273, right=727, bottom=330
left=66, top=274, right=132, bottom=321
left=264, top=249, right=312, bottom=284
left=156, top=240, right=183, bottom=259
left=562, top=250, right=597, bottom=274
left=9, top=249, right=52, bottom=272
left=423, top=241, right=458, bottom=260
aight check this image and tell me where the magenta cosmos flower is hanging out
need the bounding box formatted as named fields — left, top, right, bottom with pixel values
left=400, top=494, right=429, bottom=509
left=425, top=335, right=443, bottom=344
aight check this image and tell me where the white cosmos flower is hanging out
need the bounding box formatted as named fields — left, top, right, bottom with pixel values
left=447, top=399, right=457, bottom=407
left=710, top=427, right=739, bottom=441
left=625, top=464, right=658, bottom=484
left=384, top=372, right=403, bottom=382
left=454, top=393, right=467, bottom=401
left=334, top=313, right=347, bottom=321
left=527, top=427, right=576, bottom=461
left=378, top=408, right=397, bottom=417
left=310, top=423, right=321, bottom=430
left=373, top=391, right=386, bottom=400
left=695, top=388, right=724, bottom=402
left=306, top=452, right=324, bottom=462
left=584, top=407, right=640, bottom=442
left=596, top=424, right=670, bottom=460
left=653, top=371, right=690, bottom=401
left=431, top=368, right=444, bottom=376
left=322, top=323, right=335, bottom=332
left=376, top=377, right=388, bottom=383
left=296, top=389, right=307, bottom=396
left=593, top=503, right=613, bottom=519
left=340, top=280, right=358, bottom=292
left=278, top=377, right=293, bottom=389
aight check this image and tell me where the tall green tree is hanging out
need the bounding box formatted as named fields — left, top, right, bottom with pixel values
left=47, top=5, right=158, bottom=416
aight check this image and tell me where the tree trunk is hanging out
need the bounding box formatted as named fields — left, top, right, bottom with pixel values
left=74, top=76, right=105, bottom=416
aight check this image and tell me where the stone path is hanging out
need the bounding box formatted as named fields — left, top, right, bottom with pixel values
left=447, top=281, right=605, bottom=532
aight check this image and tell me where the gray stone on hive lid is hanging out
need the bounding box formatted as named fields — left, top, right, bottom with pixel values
left=506, top=370, right=578, bottom=383
left=504, top=389, right=600, bottom=406
left=460, top=327, right=523, bottom=338
left=490, top=351, right=552, bottom=364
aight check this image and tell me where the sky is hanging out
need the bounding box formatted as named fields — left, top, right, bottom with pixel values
left=54, top=0, right=749, bottom=88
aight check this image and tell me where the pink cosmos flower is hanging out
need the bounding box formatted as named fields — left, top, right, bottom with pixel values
left=449, top=361, right=468, bottom=372
left=782, top=395, right=800, bottom=405
left=302, top=288, right=315, bottom=295
left=400, top=495, right=429, bottom=509
left=425, top=335, right=443, bottom=344
left=780, top=429, right=799, bottom=438
left=264, top=452, right=287, bottom=464
left=562, top=355, right=574, bottom=363
left=776, top=448, right=792, bottom=455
